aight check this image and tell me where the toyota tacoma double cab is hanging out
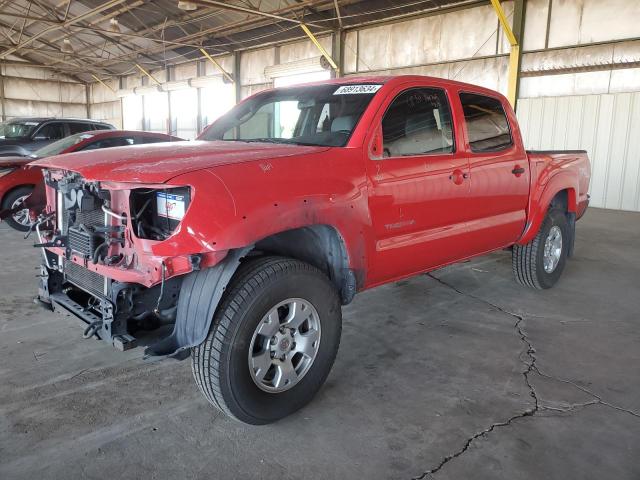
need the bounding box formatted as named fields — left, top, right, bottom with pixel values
left=29, top=76, right=590, bottom=424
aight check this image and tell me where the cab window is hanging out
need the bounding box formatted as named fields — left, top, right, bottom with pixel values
left=381, top=88, right=454, bottom=157
left=459, top=92, right=513, bottom=152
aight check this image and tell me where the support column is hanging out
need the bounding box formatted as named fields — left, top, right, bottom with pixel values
left=166, top=66, right=172, bottom=135
left=0, top=63, right=6, bottom=121
left=85, top=82, right=91, bottom=119
left=332, top=29, right=345, bottom=78
left=511, top=0, right=526, bottom=109
left=196, top=60, right=204, bottom=135
left=234, top=51, right=242, bottom=104
left=491, top=0, right=525, bottom=109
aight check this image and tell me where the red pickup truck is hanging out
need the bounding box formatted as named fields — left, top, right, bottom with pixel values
left=31, top=76, right=590, bottom=424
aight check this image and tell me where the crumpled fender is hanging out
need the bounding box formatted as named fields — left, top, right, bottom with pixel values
left=144, top=247, right=252, bottom=359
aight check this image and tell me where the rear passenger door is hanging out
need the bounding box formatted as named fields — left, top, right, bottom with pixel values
left=458, top=92, right=529, bottom=253
left=365, top=85, right=471, bottom=285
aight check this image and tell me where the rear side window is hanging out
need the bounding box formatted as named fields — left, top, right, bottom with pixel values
left=68, top=123, right=92, bottom=135
left=80, top=137, right=134, bottom=150
left=459, top=93, right=512, bottom=152
left=134, top=136, right=171, bottom=144
left=92, top=123, right=113, bottom=131
left=381, top=88, right=454, bottom=157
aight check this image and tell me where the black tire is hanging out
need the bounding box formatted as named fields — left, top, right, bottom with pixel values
left=2, top=186, right=34, bottom=232
left=191, top=256, right=342, bottom=425
left=512, top=209, right=570, bottom=289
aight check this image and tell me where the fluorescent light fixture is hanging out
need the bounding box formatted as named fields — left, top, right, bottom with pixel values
left=61, top=39, right=74, bottom=54
left=178, top=1, right=197, bottom=10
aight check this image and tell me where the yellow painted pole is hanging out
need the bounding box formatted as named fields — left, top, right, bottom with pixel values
left=490, top=0, right=517, bottom=46
left=490, top=0, right=520, bottom=107
left=507, top=44, right=520, bottom=108
left=300, top=23, right=339, bottom=72
left=200, top=48, right=235, bottom=84
left=91, top=74, right=116, bottom=94
left=135, top=63, right=162, bottom=86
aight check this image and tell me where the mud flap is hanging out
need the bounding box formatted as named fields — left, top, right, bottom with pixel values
left=143, top=247, right=251, bottom=360
left=567, top=212, right=576, bottom=257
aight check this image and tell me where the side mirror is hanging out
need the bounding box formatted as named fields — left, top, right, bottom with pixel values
left=369, top=124, right=384, bottom=160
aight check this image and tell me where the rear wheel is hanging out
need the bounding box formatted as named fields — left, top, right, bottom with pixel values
left=512, top=209, right=569, bottom=289
left=191, top=256, right=342, bottom=424
left=2, top=186, right=34, bottom=232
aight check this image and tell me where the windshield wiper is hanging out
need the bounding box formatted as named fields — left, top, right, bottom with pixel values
left=243, top=138, right=322, bottom=147
left=243, top=138, right=287, bottom=144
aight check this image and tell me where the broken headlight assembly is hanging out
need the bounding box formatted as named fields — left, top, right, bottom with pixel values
left=130, top=187, right=191, bottom=241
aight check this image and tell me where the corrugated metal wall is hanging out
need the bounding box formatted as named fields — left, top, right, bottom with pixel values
left=88, top=77, right=121, bottom=129
left=518, top=94, right=640, bottom=212
left=1, top=64, right=87, bottom=120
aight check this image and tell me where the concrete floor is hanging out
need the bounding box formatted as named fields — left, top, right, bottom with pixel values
left=0, top=207, right=638, bottom=480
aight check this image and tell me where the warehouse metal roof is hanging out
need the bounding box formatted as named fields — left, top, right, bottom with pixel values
left=0, top=0, right=482, bottom=82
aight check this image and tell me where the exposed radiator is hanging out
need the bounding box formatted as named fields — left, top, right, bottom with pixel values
left=64, top=260, right=108, bottom=298
left=62, top=208, right=105, bottom=233
left=68, top=226, right=98, bottom=257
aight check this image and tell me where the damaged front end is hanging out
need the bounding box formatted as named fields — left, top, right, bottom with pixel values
left=35, top=169, right=222, bottom=357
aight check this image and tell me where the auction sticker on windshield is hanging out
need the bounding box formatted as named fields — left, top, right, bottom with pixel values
left=334, top=84, right=382, bottom=95
left=157, top=192, right=186, bottom=220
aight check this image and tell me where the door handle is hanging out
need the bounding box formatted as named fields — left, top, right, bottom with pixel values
left=512, top=166, right=526, bottom=176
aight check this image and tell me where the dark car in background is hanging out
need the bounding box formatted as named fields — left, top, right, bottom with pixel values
left=0, top=130, right=183, bottom=231
left=0, top=118, right=115, bottom=157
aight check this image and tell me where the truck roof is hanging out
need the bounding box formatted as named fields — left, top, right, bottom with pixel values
left=268, top=75, right=510, bottom=101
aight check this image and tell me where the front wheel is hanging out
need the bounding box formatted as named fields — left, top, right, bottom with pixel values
left=191, top=256, right=342, bottom=425
left=512, top=209, right=570, bottom=289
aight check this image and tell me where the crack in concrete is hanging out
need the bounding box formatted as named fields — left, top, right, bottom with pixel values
left=412, top=273, right=639, bottom=480
left=534, top=368, right=640, bottom=418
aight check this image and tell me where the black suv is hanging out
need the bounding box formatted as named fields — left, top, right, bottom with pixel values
left=0, top=118, right=115, bottom=157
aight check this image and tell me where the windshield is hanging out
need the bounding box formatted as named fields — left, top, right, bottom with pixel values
left=31, top=132, right=95, bottom=158
left=200, top=83, right=383, bottom=147
left=0, top=120, right=39, bottom=139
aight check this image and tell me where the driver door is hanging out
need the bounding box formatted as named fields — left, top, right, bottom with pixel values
left=365, top=85, right=471, bottom=286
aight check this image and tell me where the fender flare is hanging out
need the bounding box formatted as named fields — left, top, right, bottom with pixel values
left=518, top=177, right=577, bottom=245
left=144, top=247, right=252, bottom=359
